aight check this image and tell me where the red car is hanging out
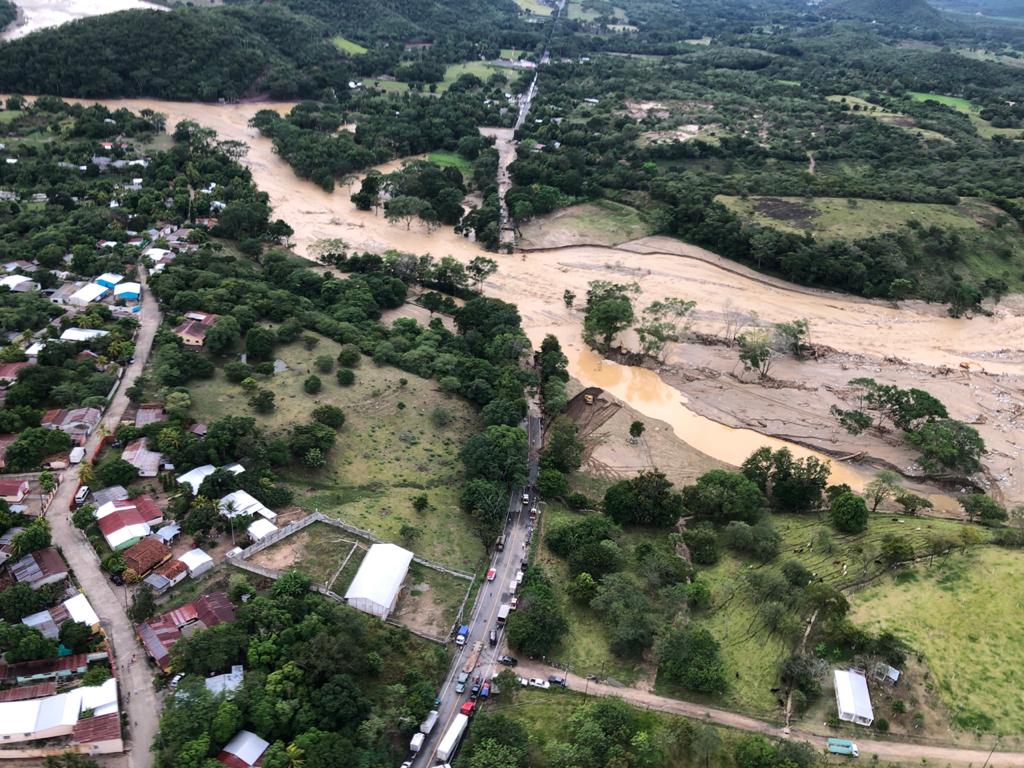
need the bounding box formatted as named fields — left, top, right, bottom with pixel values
left=460, top=700, right=476, bottom=716
left=486, top=568, right=496, bottom=581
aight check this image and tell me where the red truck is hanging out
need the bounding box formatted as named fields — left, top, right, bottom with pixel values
left=460, top=700, right=476, bottom=717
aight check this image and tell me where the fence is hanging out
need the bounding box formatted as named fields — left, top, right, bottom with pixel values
left=231, top=511, right=474, bottom=581
left=226, top=512, right=474, bottom=643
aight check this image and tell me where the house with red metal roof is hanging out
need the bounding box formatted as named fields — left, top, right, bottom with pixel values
left=136, top=592, right=235, bottom=671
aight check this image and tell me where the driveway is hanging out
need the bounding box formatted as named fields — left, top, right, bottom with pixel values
left=48, top=266, right=162, bottom=768
left=513, top=661, right=1022, bottom=766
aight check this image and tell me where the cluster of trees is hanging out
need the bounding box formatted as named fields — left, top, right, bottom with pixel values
left=253, top=89, right=505, bottom=193
left=0, top=6, right=355, bottom=100
left=155, top=572, right=447, bottom=768
left=581, top=281, right=696, bottom=359
left=831, top=378, right=985, bottom=474
left=367, top=161, right=468, bottom=229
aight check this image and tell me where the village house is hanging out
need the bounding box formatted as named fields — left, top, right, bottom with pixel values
left=136, top=592, right=235, bottom=671
left=9, top=548, right=69, bottom=590
left=134, top=404, right=166, bottom=428
left=217, top=730, right=269, bottom=768
left=122, top=537, right=171, bottom=576
left=142, top=557, right=187, bottom=595
left=22, top=593, right=101, bottom=640
left=0, top=676, right=121, bottom=752
left=0, top=363, right=30, bottom=386
left=0, top=479, right=29, bottom=504
left=172, top=311, right=219, bottom=347
left=94, top=496, right=163, bottom=551
left=41, top=407, right=102, bottom=444
left=121, top=437, right=163, bottom=477
left=68, top=283, right=109, bottom=307
left=0, top=275, right=39, bottom=292
left=47, top=282, right=83, bottom=306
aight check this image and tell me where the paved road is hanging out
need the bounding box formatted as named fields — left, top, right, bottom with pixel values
left=48, top=266, right=161, bottom=768
left=412, top=408, right=542, bottom=766
left=512, top=661, right=1022, bottom=766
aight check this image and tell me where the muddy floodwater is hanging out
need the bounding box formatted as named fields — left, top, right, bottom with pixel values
left=0, top=0, right=167, bottom=40
left=65, top=99, right=1024, bottom=506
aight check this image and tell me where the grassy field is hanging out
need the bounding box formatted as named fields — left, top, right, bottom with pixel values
left=827, top=95, right=950, bottom=142
left=717, top=194, right=1008, bottom=237
left=438, top=61, right=502, bottom=92
left=539, top=490, right=981, bottom=719
left=393, top=562, right=470, bottom=639
left=568, top=0, right=600, bottom=21
left=716, top=193, right=1024, bottom=290
left=491, top=689, right=780, bottom=768
left=513, top=0, right=552, bottom=15
left=426, top=151, right=474, bottom=177
left=517, top=200, right=655, bottom=248
left=367, top=79, right=410, bottom=93
left=535, top=502, right=664, bottom=686
left=908, top=91, right=1023, bottom=139
left=851, top=546, right=1024, bottom=734
left=331, top=36, right=368, bottom=55
left=186, top=333, right=486, bottom=572
left=0, top=110, right=22, bottom=125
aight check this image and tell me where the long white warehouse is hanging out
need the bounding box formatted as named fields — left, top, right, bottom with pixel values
left=344, top=543, right=414, bottom=619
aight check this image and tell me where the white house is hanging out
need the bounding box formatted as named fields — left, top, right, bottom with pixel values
left=247, top=518, right=277, bottom=541
left=344, top=543, right=414, bottom=620
left=178, top=548, right=214, bottom=578
left=176, top=463, right=244, bottom=495
left=219, top=490, right=276, bottom=521
left=68, top=283, right=108, bottom=306
left=94, top=273, right=123, bottom=289
left=114, top=282, right=141, bottom=301
left=834, top=669, right=874, bottom=726
left=218, top=730, right=269, bottom=768
left=0, top=275, right=39, bottom=292
left=59, top=328, right=110, bottom=343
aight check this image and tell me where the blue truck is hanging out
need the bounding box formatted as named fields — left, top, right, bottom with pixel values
left=455, top=625, right=469, bottom=646
left=827, top=738, right=859, bottom=757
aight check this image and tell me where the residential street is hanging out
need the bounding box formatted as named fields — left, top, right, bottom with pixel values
left=48, top=266, right=162, bottom=768
left=512, top=661, right=1022, bottom=767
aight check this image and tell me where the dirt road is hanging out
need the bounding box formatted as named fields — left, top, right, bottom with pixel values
left=514, top=661, right=1021, bottom=766
left=48, top=266, right=162, bottom=768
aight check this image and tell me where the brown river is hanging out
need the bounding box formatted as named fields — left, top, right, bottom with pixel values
left=67, top=99, right=1024, bottom=507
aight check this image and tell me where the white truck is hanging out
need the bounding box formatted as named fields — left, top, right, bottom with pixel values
left=436, top=714, right=469, bottom=762
left=420, top=710, right=439, bottom=734
left=497, top=604, right=510, bottom=626
left=409, top=732, right=424, bottom=753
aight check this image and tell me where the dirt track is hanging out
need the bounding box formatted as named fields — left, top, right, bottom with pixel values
left=514, top=661, right=1021, bottom=767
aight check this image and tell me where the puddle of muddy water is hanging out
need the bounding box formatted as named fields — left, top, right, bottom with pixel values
left=565, top=343, right=960, bottom=511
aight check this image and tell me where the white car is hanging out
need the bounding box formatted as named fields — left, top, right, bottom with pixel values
left=528, top=678, right=550, bottom=690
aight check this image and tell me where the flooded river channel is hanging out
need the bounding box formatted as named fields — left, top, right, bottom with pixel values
left=65, top=99, right=1024, bottom=507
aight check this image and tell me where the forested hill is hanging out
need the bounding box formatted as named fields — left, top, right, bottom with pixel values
left=828, top=0, right=942, bottom=24
left=0, top=0, right=16, bottom=33
left=0, top=5, right=355, bottom=100
left=270, top=0, right=531, bottom=48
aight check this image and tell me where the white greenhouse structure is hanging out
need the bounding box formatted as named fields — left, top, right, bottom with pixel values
left=834, top=669, right=874, bottom=726
left=344, top=543, right=414, bottom=619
